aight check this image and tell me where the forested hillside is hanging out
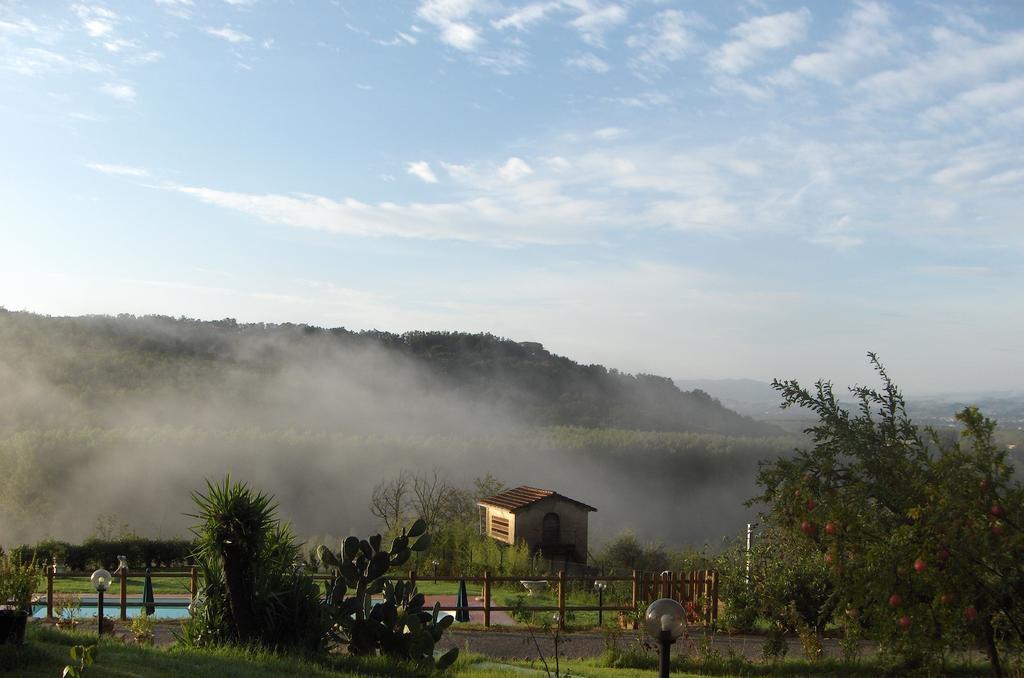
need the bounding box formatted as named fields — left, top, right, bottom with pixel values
left=0, top=309, right=796, bottom=545
left=0, top=309, right=778, bottom=436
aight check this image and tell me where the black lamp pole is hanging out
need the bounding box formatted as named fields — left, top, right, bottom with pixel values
left=597, top=586, right=604, bottom=626
left=658, top=630, right=673, bottom=678
left=97, top=589, right=105, bottom=637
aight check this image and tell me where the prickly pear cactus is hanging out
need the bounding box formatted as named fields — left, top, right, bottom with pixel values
left=317, top=519, right=458, bottom=671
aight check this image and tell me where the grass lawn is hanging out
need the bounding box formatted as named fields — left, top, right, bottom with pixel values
left=0, top=626, right=719, bottom=677
left=46, top=577, right=193, bottom=596
left=0, top=626, right=994, bottom=677
left=496, top=589, right=627, bottom=630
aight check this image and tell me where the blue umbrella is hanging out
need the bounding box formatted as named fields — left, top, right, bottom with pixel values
left=142, top=567, right=155, bottom=616
left=455, top=578, right=470, bottom=623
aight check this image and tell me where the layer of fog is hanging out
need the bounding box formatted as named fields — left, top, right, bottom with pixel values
left=0, top=316, right=771, bottom=549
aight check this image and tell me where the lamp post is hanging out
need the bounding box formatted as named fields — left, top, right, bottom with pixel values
left=90, top=569, right=111, bottom=637
left=594, top=580, right=607, bottom=626
left=432, top=560, right=439, bottom=583
left=644, top=598, right=685, bottom=678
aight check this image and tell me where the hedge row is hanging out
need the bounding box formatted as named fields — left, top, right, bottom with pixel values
left=7, top=538, right=195, bottom=570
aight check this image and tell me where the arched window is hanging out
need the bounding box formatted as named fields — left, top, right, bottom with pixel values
left=542, top=512, right=561, bottom=544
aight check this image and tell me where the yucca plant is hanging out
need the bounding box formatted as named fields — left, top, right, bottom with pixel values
left=188, top=477, right=280, bottom=643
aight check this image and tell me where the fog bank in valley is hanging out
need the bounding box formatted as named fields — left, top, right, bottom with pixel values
left=0, top=313, right=792, bottom=548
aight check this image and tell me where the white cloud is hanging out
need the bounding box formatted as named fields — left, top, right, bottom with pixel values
left=542, top=156, right=571, bottom=171
left=74, top=4, right=119, bottom=37
left=103, top=38, right=140, bottom=53
left=921, top=78, right=1024, bottom=127
left=497, top=157, right=533, bottom=182
left=810, top=233, right=864, bottom=249
left=782, top=1, right=893, bottom=85
left=566, top=52, right=609, bottom=73
left=646, top=197, right=739, bottom=231
left=593, top=126, right=625, bottom=140
left=440, top=22, right=480, bottom=51
left=567, top=1, right=627, bottom=47
left=915, top=265, right=993, bottom=276
left=982, top=168, right=1024, bottom=186
left=708, top=9, right=810, bottom=75
left=492, top=2, right=558, bottom=31
left=100, top=82, right=137, bottom=102
left=203, top=26, right=252, bottom=43
left=928, top=145, right=1014, bottom=188
left=86, top=163, right=149, bottom=177
left=84, top=19, right=113, bottom=37
left=407, top=161, right=439, bottom=184
left=856, top=30, right=1024, bottom=111
left=0, top=17, right=40, bottom=36
left=604, top=91, right=670, bottom=108
left=417, top=0, right=484, bottom=51
left=626, top=10, right=698, bottom=75
left=1, top=48, right=107, bottom=76
left=154, top=0, right=195, bottom=19
left=922, top=199, right=958, bottom=220
left=169, top=182, right=611, bottom=246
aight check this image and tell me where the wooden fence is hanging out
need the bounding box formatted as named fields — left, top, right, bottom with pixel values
left=44, top=567, right=198, bottom=621
left=41, top=566, right=718, bottom=631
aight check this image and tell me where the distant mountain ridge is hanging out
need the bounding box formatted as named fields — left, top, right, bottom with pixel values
left=675, top=378, right=1024, bottom=427
left=0, top=309, right=782, bottom=436
left=674, top=378, right=788, bottom=420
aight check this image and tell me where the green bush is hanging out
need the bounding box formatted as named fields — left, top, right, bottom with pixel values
left=0, top=550, right=42, bottom=612
left=19, top=537, right=194, bottom=570
left=715, top=522, right=833, bottom=635
left=180, top=477, right=324, bottom=651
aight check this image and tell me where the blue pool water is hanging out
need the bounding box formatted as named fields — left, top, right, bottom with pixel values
left=33, top=597, right=460, bottom=623
left=33, top=596, right=192, bottom=620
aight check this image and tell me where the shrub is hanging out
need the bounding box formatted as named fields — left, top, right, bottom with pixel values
left=0, top=550, right=41, bottom=613
left=181, top=477, right=324, bottom=651
left=23, top=538, right=194, bottom=570
left=756, top=355, right=1024, bottom=676
left=130, top=611, right=155, bottom=645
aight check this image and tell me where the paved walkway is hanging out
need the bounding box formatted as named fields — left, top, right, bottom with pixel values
left=422, top=594, right=518, bottom=626
left=439, top=628, right=888, bottom=661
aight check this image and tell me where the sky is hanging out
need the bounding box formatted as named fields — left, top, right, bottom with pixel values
left=1, top=0, right=1022, bottom=394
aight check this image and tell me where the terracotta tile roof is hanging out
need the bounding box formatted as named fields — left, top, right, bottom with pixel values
left=478, top=486, right=597, bottom=512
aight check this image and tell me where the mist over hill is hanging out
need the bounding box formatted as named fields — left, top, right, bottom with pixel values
left=0, top=309, right=794, bottom=548
left=0, top=310, right=779, bottom=436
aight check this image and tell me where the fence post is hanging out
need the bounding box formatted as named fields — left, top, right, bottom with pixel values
left=710, top=570, right=720, bottom=628
left=190, top=566, right=198, bottom=604
left=557, top=570, right=567, bottom=631
left=46, top=561, right=54, bottom=619
left=119, top=565, right=128, bottom=621
left=630, top=570, right=639, bottom=613
left=483, top=571, right=491, bottom=628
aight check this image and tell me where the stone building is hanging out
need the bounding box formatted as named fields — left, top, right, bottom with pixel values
left=477, top=486, right=597, bottom=566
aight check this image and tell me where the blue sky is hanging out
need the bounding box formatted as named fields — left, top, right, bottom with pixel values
left=1, top=0, right=1022, bottom=393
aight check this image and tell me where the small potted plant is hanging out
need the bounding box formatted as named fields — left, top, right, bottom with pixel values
left=0, top=551, right=42, bottom=645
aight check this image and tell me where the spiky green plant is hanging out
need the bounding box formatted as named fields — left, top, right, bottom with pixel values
left=183, top=477, right=324, bottom=651
left=318, top=519, right=459, bottom=671
left=189, top=477, right=276, bottom=641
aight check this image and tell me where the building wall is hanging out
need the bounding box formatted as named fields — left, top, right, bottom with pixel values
left=511, top=497, right=590, bottom=562
left=482, top=505, right=516, bottom=545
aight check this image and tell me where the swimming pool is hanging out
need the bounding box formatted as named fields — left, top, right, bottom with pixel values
left=33, top=597, right=461, bottom=622
left=33, top=596, right=192, bottom=620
